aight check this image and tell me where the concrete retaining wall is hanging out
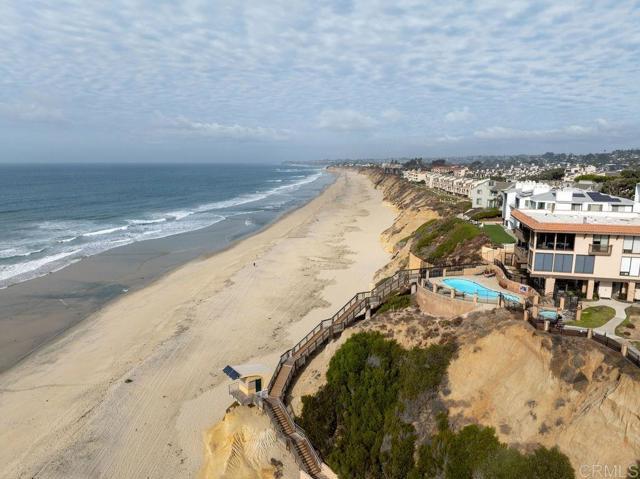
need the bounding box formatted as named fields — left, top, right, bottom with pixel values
left=415, top=284, right=477, bottom=318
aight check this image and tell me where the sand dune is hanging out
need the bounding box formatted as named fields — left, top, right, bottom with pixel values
left=0, top=171, right=394, bottom=479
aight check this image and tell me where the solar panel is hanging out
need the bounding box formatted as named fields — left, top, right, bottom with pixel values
left=587, top=192, right=617, bottom=202
left=223, top=365, right=241, bottom=380
left=573, top=193, right=585, bottom=198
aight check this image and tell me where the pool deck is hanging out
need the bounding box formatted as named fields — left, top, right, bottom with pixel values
left=432, top=275, right=525, bottom=303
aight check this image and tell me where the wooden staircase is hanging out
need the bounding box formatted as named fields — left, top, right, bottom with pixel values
left=260, top=266, right=456, bottom=478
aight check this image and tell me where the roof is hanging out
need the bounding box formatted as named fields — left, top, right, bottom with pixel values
left=512, top=209, right=640, bottom=235
left=528, top=189, right=634, bottom=205
left=223, top=363, right=270, bottom=380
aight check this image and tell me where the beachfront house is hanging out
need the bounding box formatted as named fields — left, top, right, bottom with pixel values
left=509, top=185, right=640, bottom=301
left=501, top=181, right=553, bottom=230
left=223, top=363, right=270, bottom=405
left=470, top=179, right=511, bottom=208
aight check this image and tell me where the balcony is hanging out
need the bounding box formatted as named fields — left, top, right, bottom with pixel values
left=588, top=244, right=612, bottom=256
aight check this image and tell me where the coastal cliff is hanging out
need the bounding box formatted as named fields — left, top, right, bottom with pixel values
left=293, top=305, right=640, bottom=475
left=360, top=169, right=487, bottom=280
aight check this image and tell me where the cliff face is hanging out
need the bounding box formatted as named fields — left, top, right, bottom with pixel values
left=359, top=169, right=486, bottom=279
left=445, top=319, right=640, bottom=474
left=200, top=406, right=298, bottom=479
left=291, top=304, right=640, bottom=474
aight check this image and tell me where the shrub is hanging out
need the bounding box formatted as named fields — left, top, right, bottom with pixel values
left=470, top=208, right=501, bottom=220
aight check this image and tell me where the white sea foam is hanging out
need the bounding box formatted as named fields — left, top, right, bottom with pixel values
left=0, top=249, right=82, bottom=283
left=83, top=226, right=129, bottom=237
left=1, top=170, right=325, bottom=288
left=0, top=247, right=46, bottom=259
left=127, top=218, right=167, bottom=225
left=57, top=236, right=78, bottom=243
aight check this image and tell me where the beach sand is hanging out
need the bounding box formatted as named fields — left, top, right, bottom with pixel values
left=0, top=170, right=394, bottom=479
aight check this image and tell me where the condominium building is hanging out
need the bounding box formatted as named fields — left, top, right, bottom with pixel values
left=501, top=181, right=553, bottom=230
left=510, top=186, right=640, bottom=301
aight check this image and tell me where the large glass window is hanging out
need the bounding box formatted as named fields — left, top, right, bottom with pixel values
left=575, top=255, right=595, bottom=274
left=571, top=203, right=582, bottom=211
left=628, top=237, right=640, bottom=254
left=534, top=252, right=554, bottom=271
left=536, top=232, right=555, bottom=250
left=621, top=257, right=640, bottom=277
left=588, top=204, right=603, bottom=212
left=555, top=233, right=575, bottom=251
left=553, top=254, right=573, bottom=273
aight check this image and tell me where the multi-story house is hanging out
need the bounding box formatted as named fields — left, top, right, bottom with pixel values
left=470, top=179, right=511, bottom=208
left=509, top=185, right=640, bottom=301
left=501, top=181, right=553, bottom=230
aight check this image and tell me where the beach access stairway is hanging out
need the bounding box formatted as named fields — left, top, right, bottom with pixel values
left=265, top=268, right=423, bottom=478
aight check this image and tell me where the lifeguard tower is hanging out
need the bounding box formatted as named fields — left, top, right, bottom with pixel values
left=223, top=363, right=270, bottom=405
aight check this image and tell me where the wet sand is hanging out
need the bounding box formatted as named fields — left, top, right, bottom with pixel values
left=0, top=170, right=395, bottom=479
left=0, top=175, right=332, bottom=373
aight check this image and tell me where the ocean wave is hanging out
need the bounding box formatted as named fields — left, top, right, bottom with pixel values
left=127, top=218, right=167, bottom=225
left=57, top=236, right=78, bottom=243
left=0, top=247, right=46, bottom=259
left=0, top=249, right=82, bottom=283
left=83, top=226, right=129, bottom=237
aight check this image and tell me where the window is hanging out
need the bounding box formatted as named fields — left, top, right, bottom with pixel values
left=534, top=252, right=554, bottom=272
left=553, top=254, right=573, bottom=273
left=537, top=202, right=546, bottom=210
left=612, top=205, right=631, bottom=212
left=536, top=232, right=555, bottom=250
left=575, top=255, right=595, bottom=274
left=476, top=198, right=481, bottom=205
left=623, top=237, right=640, bottom=254
left=571, top=203, right=582, bottom=211
left=592, top=235, right=609, bottom=247
left=477, top=189, right=482, bottom=194
left=555, top=233, right=575, bottom=251
left=588, top=204, right=603, bottom=212
left=621, top=257, right=640, bottom=277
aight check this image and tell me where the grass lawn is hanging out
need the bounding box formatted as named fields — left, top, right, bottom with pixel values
left=566, top=305, right=616, bottom=328
left=615, top=306, right=640, bottom=338
left=483, top=224, right=516, bottom=244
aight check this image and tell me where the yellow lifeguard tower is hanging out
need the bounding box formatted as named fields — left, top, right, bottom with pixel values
left=223, top=363, right=270, bottom=405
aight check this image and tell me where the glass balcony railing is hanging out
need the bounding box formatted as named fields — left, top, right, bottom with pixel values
left=588, top=244, right=612, bottom=255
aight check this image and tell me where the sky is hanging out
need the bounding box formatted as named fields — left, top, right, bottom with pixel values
left=1, top=0, right=639, bottom=163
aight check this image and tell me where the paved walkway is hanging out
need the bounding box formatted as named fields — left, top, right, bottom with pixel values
left=590, top=299, right=629, bottom=338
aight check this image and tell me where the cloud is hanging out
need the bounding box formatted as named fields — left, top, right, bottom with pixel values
left=381, top=108, right=404, bottom=122
left=155, top=115, right=290, bottom=141
left=0, top=101, right=64, bottom=123
left=444, top=107, right=473, bottom=123
left=316, top=109, right=378, bottom=131
left=472, top=120, right=613, bottom=140
left=0, top=1, right=639, bottom=159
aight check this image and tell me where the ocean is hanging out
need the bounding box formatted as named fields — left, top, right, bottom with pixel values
left=0, top=163, right=331, bottom=289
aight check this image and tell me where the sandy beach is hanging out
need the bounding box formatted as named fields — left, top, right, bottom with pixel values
left=0, top=170, right=394, bottom=479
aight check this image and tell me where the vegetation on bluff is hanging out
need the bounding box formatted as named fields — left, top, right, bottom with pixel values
left=297, top=332, right=575, bottom=479
left=409, top=217, right=487, bottom=264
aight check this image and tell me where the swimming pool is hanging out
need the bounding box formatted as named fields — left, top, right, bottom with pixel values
left=441, top=278, right=521, bottom=303
left=539, top=309, right=561, bottom=321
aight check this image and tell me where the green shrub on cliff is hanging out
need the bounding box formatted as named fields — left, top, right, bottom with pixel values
left=297, top=332, right=455, bottom=478
left=298, top=333, right=575, bottom=479
left=410, top=414, right=575, bottom=479
left=410, top=217, right=486, bottom=264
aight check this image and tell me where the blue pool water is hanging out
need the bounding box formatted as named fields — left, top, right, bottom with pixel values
left=539, top=309, right=560, bottom=320
left=441, top=278, right=521, bottom=303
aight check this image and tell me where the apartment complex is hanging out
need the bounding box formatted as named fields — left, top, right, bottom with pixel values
left=402, top=170, right=508, bottom=208
left=509, top=186, right=640, bottom=301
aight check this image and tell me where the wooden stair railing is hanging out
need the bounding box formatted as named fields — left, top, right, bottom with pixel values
left=260, top=264, right=483, bottom=478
